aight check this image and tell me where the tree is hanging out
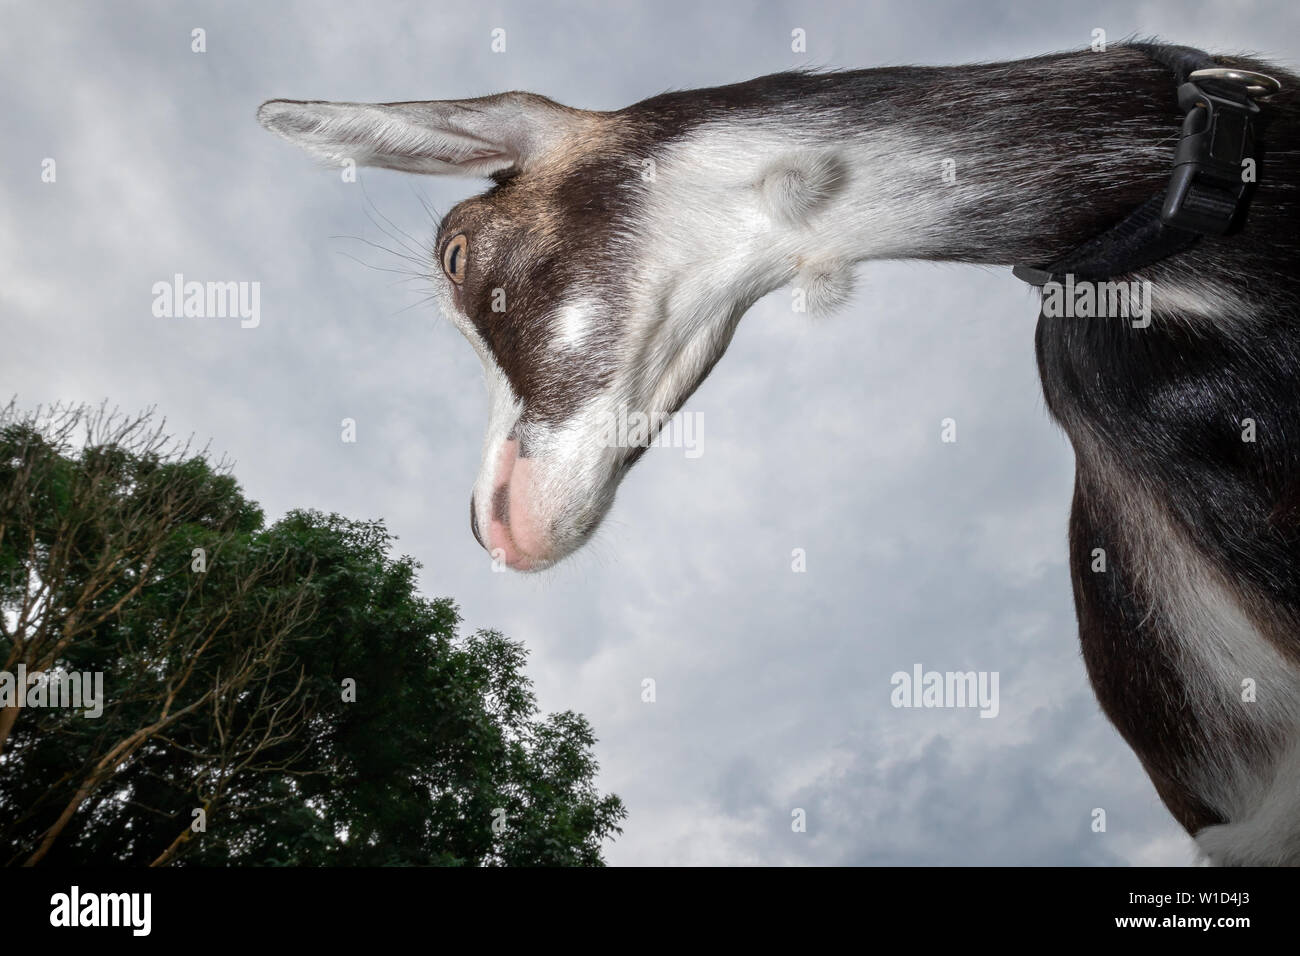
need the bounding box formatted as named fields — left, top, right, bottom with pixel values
left=0, top=401, right=625, bottom=865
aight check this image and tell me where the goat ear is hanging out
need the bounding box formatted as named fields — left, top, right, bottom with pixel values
left=256, top=93, right=576, bottom=177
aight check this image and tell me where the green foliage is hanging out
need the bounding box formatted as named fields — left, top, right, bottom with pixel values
left=0, top=403, right=624, bottom=866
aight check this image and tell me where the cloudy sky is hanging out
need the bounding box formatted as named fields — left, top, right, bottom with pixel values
left=3, top=0, right=1296, bottom=866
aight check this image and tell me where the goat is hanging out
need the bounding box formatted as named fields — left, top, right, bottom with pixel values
left=258, top=41, right=1300, bottom=865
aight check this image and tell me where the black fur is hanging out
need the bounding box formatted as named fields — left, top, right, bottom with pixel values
left=1032, top=47, right=1300, bottom=835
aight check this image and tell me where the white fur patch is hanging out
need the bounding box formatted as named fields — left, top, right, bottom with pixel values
left=551, top=299, right=592, bottom=351
left=612, top=124, right=949, bottom=420
left=1196, top=737, right=1300, bottom=865
left=759, top=152, right=846, bottom=225
left=1091, top=447, right=1300, bottom=865
left=1148, top=278, right=1261, bottom=328
left=795, top=259, right=856, bottom=316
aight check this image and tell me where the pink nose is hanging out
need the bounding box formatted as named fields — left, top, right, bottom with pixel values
left=480, top=437, right=547, bottom=570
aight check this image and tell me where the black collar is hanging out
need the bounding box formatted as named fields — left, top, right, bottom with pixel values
left=1013, top=44, right=1280, bottom=288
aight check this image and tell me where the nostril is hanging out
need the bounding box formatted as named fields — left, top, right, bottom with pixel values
left=470, top=496, right=484, bottom=548
left=491, top=483, right=510, bottom=524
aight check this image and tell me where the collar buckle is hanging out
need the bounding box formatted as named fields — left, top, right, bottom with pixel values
left=1160, top=69, right=1278, bottom=235
left=1012, top=49, right=1282, bottom=291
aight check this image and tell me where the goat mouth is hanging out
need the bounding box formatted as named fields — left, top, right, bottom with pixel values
left=486, top=517, right=544, bottom=571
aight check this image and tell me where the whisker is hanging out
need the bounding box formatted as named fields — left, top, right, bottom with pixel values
left=392, top=294, right=441, bottom=317
left=410, top=182, right=443, bottom=229
left=332, top=247, right=428, bottom=280
left=331, top=234, right=428, bottom=271
left=388, top=273, right=435, bottom=288
left=362, top=206, right=430, bottom=264
left=358, top=177, right=435, bottom=265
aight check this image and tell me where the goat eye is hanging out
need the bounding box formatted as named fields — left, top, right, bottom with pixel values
left=441, top=234, right=468, bottom=285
